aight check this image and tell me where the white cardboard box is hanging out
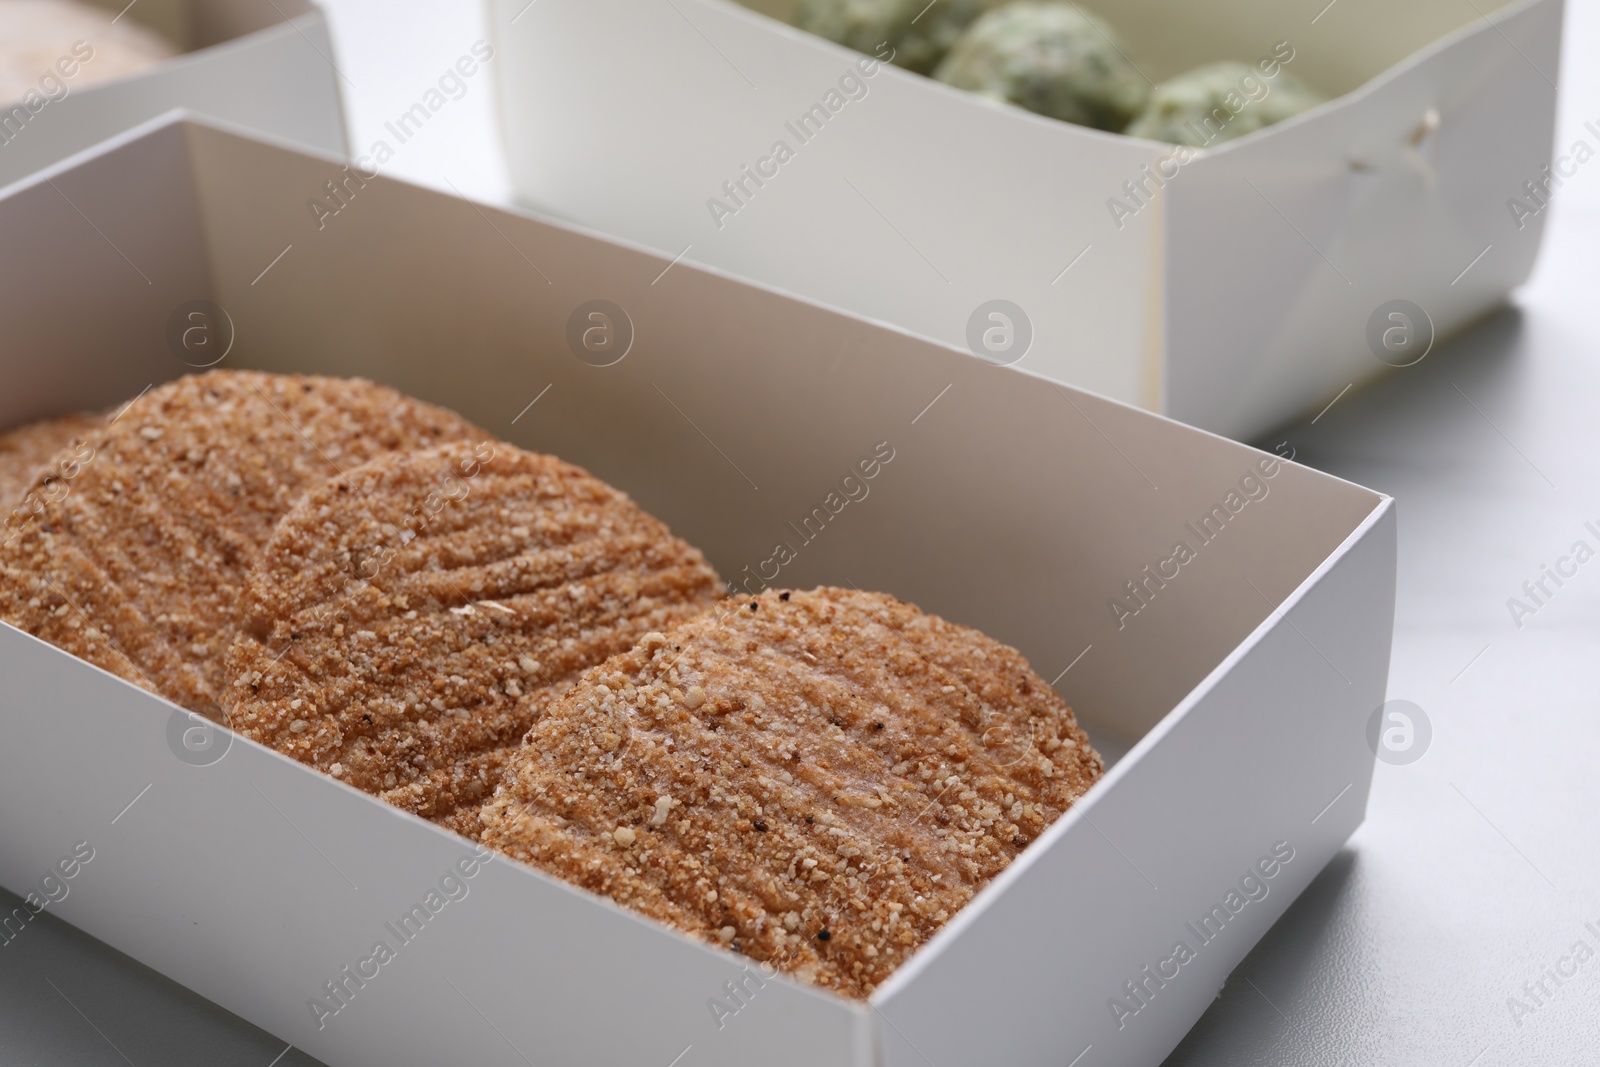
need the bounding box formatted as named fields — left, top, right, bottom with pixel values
left=0, top=115, right=1395, bottom=1067
left=0, top=0, right=345, bottom=188
left=488, top=0, right=1561, bottom=441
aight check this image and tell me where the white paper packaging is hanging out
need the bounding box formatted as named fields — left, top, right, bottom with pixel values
left=0, top=0, right=345, bottom=189
left=0, top=115, right=1396, bottom=1066
left=488, top=0, right=1560, bottom=440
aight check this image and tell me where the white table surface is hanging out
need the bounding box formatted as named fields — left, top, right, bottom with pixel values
left=3, top=1, right=1599, bottom=1064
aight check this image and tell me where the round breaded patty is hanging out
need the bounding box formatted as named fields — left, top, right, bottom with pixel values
left=223, top=442, right=724, bottom=832
left=0, top=372, right=483, bottom=715
left=0, top=410, right=104, bottom=511
left=478, top=586, right=1102, bottom=998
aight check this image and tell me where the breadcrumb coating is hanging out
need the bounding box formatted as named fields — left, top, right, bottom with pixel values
left=224, top=442, right=723, bottom=831
left=480, top=586, right=1102, bottom=998
left=0, top=410, right=103, bottom=511
left=0, top=371, right=483, bottom=715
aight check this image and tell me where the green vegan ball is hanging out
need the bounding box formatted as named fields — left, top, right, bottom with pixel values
left=792, top=0, right=997, bottom=76
left=1125, top=61, right=1326, bottom=147
left=932, top=2, right=1150, bottom=132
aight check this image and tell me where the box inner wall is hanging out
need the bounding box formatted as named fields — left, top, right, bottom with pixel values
left=78, top=0, right=317, bottom=52
left=0, top=119, right=1381, bottom=767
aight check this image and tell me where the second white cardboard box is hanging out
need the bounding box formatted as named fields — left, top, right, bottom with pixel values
left=0, top=115, right=1395, bottom=1067
left=488, top=0, right=1561, bottom=441
left=0, top=0, right=345, bottom=188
